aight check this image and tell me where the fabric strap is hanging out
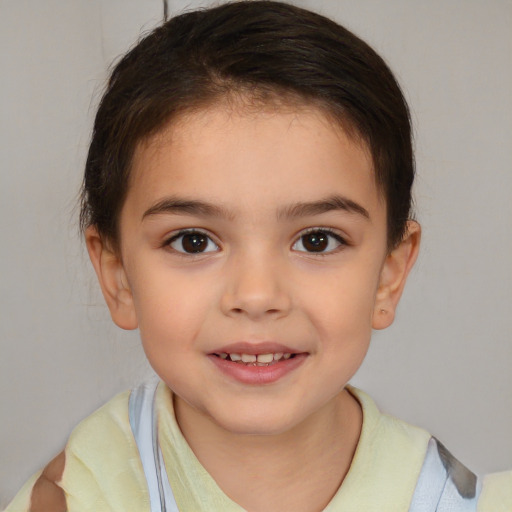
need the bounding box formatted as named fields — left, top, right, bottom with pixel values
left=409, top=437, right=481, bottom=511
left=129, top=380, right=179, bottom=512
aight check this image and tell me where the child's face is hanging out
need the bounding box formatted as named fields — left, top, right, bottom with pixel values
left=93, top=103, right=413, bottom=436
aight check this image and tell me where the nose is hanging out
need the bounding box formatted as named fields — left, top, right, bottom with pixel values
left=220, top=250, right=292, bottom=320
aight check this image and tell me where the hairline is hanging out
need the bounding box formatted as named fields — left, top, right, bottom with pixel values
left=92, top=90, right=386, bottom=254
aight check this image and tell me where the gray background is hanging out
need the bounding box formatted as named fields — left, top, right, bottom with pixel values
left=1, top=0, right=511, bottom=506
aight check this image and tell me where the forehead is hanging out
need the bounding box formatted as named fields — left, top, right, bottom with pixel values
left=126, top=103, right=383, bottom=222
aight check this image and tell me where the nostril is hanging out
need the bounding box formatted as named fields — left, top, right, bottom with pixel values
left=221, top=288, right=292, bottom=319
left=231, top=307, right=281, bottom=315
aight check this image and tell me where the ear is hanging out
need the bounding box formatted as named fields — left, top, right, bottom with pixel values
left=372, top=221, right=421, bottom=330
left=85, top=226, right=138, bottom=330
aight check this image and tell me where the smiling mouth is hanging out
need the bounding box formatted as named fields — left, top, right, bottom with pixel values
left=212, top=352, right=297, bottom=366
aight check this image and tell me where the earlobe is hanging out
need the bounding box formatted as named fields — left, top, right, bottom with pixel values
left=85, top=226, right=138, bottom=330
left=372, top=221, right=421, bottom=330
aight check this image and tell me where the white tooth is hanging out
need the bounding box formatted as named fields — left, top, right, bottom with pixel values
left=283, top=353, right=291, bottom=359
left=219, top=353, right=228, bottom=359
left=273, top=352, right=284, bottom=361
left=241, top=354, right=257, bottom=363
left=230, top=353, right=242, bottom=361
left=257, top=353, right=274, bottom=363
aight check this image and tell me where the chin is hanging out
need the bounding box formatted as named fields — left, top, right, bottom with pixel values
left=212, top=407, right=302, bottom=437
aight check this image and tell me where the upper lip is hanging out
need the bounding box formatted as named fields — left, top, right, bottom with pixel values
left=210, top=342, right=305, bottom=355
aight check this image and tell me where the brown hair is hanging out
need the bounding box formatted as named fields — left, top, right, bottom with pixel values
left=80, top=0, right=414, bottom=250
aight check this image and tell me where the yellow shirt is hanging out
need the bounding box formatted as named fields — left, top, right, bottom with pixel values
left=5, top=382, right=511, bottom=511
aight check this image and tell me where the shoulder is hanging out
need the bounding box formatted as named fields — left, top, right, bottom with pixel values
left=5, top=389, right=149, bottom=512
left=478, top=471, right=512, bottom=511
left=348, top=386, right=431, bottom=452
left=65, top=388, right=133, bottom=457
left=61, top=388, right=150, bottom=510
left=338, top=387, right=431, bottom=511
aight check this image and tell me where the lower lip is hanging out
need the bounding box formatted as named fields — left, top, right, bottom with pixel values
left=208, top=354, right=308, bottom=385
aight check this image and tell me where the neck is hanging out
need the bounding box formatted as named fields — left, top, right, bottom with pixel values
left=174, top=388, right=362, bottom=512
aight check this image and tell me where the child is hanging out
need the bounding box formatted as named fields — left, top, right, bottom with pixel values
left=5, top=1, right=510, bottom=511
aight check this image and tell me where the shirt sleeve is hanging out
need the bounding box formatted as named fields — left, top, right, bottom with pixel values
left=3, top=390, right=148, bottom=512
left=3, top=470, right=42, bottom=512
left=59, top=390, right=150, bottom=512
left=478, top=471, right=512, bottom=512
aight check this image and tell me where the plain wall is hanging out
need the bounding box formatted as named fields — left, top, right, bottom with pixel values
left=1, top=0, right=511, bottom=506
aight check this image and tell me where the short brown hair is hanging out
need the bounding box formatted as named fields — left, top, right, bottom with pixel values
left=80, top=0, right=414, bottom=249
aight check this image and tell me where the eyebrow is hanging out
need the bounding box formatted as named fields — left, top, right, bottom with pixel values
left=276, top=195, right=370, bottom=221
left=142, top=197, right=235, bottom=221
left=142, top=194, right=370, bottom=221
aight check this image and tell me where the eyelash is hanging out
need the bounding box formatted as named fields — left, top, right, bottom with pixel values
left=163, top=227, right=347, bottom=256
left=164, top=229, right=219, bottom=256
left=292, top=228, right=347, bottom=256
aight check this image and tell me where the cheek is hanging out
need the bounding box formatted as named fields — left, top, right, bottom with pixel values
left=306, top=265, right=381, bottom=326
left=301, top=263, right=381, bottom=366
left=130, top=269, right=217, bottom=351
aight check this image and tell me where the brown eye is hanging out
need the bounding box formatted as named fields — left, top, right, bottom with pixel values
left=302, top=232, right=329, bottom=252
left=293, top=230, right=345, bottom=253
left=169, top=231, right=218, bottom=254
